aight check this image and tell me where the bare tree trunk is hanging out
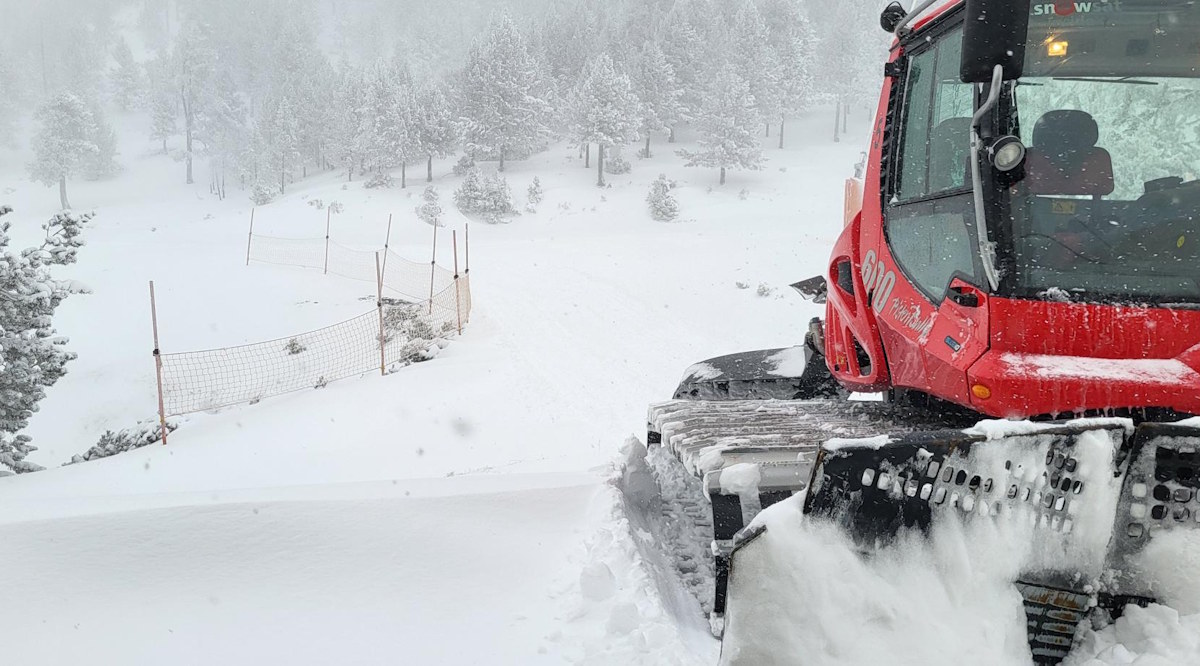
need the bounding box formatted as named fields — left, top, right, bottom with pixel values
left=720, top=167, right=726, bottom=186
left=842, top=103, right=849, bottom=134
left=585, top=143, right=590, bottom=169
left=833, top=100, right=841, bottom=143
left=401, top=163, right=407, bottom=188
left=765, top=122, right=770, bottom=138
left=280, top=157, right=285, bottom=194
left=779, top=117, right=786, bottom=149
left=644, top=135, right=651, bottom=158
left=427, top=155, right=433, bottom=182
left=58, top=175, right=69, bottom=209
left=499, top=148, right=505, bottom=173
left=669, top=127, right=676, bottom=144
left=183, top=95, right=194, bottom=184
left=597, top=144, right=605, bottom=187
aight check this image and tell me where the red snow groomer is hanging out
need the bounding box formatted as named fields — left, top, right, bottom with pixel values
left=645, top=0, right=1200, bottom=662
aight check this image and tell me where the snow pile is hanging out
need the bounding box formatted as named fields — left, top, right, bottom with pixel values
left=720, top=494, right=1033, bottom=666
left=543, top=438, right=716, bottom=665
left=718, top=425, right=1149, bottom=665
left=1068, top=605, right=1200, bottom=665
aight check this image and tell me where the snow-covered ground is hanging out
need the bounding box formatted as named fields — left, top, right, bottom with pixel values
left=0, top=108, right=849, bottom=663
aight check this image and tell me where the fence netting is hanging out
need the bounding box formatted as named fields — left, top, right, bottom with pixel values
left=249, top=234, right=456, bottom=302
left=160, top=231, right=471, bottom=416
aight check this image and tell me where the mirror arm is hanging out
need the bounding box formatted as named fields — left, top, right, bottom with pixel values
left=894, top=0, right=942, bottom=38
left=970, top=64, right=1004, bottom=292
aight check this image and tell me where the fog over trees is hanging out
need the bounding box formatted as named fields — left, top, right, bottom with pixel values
left=0, top=0, right=891, bottom=200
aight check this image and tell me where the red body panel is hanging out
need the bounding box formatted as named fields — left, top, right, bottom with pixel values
left=967, top=300, right=1200, bottom=417
left=822, top=0, right=1200, bottom=418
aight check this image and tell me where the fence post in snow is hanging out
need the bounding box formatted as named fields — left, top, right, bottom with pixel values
left=375, top=252, right=387, bottom=376
left=428, top=225, right=438, bottom=315
left=453, top=230, right=462, bottom=336
left=381, top=213, right=393, bottom=286
left=464, top=223, right=470, bottom=274
left=245, top=208, right=255, bottom=266
left=149, top=281, right=169, bottom=446
left=323, top=207, right=332, bottom=274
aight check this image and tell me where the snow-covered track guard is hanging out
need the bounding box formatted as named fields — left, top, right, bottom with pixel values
left=782, top=420, right=1200, bottom=664
left=646, top=395, right=969, bottom=632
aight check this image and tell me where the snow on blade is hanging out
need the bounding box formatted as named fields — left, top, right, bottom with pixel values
left=764, top=347, right=807, bottom=377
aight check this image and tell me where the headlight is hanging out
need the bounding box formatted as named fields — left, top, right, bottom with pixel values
left=989, top=135, right=1027, bottom=173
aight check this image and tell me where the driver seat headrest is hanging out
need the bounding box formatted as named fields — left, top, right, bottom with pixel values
left=1026, top=110, right=1114, bottom=197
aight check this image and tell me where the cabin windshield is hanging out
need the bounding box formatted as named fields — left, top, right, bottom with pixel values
left=1000, top=1, right=1200, bottom=302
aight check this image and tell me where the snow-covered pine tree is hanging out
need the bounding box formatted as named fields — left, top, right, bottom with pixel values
left=85, top=105, right=120, bottom=180
left=253, top=94, right=304, bottom=194
left=731, top=2, right=783, bottom=140
left=199, top=74, right=249, bottom=200
left=110, top=37, right=143, bottom=112
left=632, top=42, right=685, bottom=159
left=416, top=186, right=443, bottom=227
left=175, top=19, right=217, bottom=185
left=330, top=66, right=366, bottom=182
left=776, top=18, right=815, bottom=149
left=647, top=174, right=679, bottom=222
left=0, top=206, right=91, bottom=475
left=28, top=93, right=101, bottom=209
left=527, top=177, right=543, bottom=205
left=678, top=66, right=765, bottom=185
left=572, top=54, right=642, bottom=187
left=659, top=5, right=708, bottom=141
left=355, top=62, right=411, bottom=186
left=413, top=83, right=458, bottom=183
left=0, top=49, right=22, bottom=148
left=145, top=55, right=178, bottom=153
left=458, top=13, right=554, bottom=172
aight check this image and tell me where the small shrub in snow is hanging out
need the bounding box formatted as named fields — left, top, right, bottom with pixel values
left=605, top=153, right=631, bottom=175
left=453, top=169, right=516, bottom=221
left=757, top=283, right=774, bottom=298
left=251, top=182, right=275, bottom=205
left=328, top=201, right=343, bottom=214
left=735, top=281, right=750, bottom=290
left=68, top=422, right=177, bottom=464
left=452, top=155, right=476, bottom=176
left=527, top=177, right=544, bottom=205
left=416, top=186, right=443, bottom=226
left=647, top=174, right=679, bottom=222
left=739, top=188, right=750, bottom=201
left=307, top=198, right=325, bottom=210
left=365, top=172, right=393, bottom=189
left=284, top=338, right=306, bottom=355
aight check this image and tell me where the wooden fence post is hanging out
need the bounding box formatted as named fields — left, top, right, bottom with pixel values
left=149, top=281, right=169, bottom=446
left=245, top=208, right=255, bottom=266
left=380, top=213, right=393, bottom=287
left=323, top=207, right=332, bottom=274
left=375, top=252, right=387, bottom=376
left=453, top=230, right=462, bottom=335
left=428, top=225, right=438, bottom=315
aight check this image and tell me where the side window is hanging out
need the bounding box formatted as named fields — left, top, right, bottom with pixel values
left=888, top=24, right=981, bottom=301
left=896, top=49, right=935, bottom=200
left=896, top=27, right=972, bottom=200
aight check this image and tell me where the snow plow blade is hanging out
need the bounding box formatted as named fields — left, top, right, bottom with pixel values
left=722, top=420, right=1200, bottom=665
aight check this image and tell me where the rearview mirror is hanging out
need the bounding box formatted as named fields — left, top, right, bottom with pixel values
left=960, top=0, right=1032, bottom=83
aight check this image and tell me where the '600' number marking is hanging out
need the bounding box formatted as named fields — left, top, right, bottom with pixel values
left=861, top=250, right=895, bottom=315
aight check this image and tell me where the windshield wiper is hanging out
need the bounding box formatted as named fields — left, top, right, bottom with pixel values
left=1050, top=77, right=1160, bottom=85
